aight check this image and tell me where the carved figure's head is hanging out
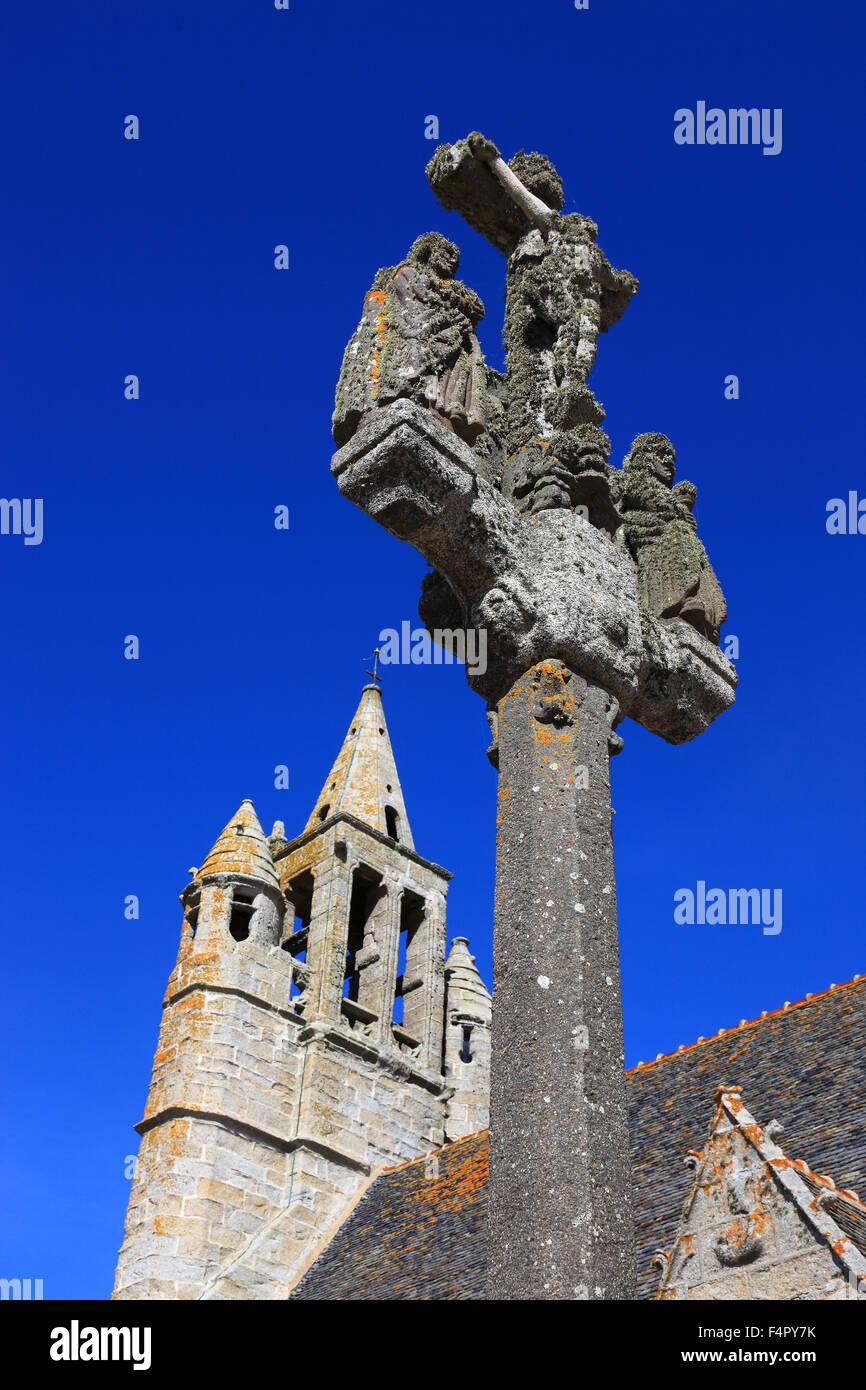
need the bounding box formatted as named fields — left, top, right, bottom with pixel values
left=407, top=230, right=461, bottom=281
left=504, top=425, right=611, bottom=516
left=625, top=432, right=677, bottom=486
left=508, top=150, right=565, bottom=212
left=550, top=424, right=611, bottom=476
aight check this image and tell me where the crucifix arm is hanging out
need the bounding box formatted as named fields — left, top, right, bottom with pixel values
left=466, top=132, right=556, bottom=235
left=427, top=136, right=545, bottom=256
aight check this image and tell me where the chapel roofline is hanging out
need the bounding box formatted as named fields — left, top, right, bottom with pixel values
left=629, top=973, right=864, bottom=1075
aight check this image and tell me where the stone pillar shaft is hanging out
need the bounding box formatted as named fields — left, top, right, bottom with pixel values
left=307, top=849, right=351, bottom=1022
left=369, top=878, right=401, bottom=1043
left=417, top=892, right=446, bottom=1071
left=488, top=660, right=636, bottom=1300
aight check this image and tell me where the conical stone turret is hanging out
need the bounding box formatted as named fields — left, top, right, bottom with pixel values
left=444, top=936, right=492, bottom=1139
left=198, top=799, right=280, bottom=887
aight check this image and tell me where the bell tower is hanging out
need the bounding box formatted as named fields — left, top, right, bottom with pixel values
left=280, top=680, right=450, bottom=1068
left=114, top=682, right=476, bottom=1301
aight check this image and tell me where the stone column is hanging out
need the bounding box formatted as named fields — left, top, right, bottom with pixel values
left=417, top=890, right=447, bottom=1072
left=369, top=876, right=402, bottom=1044
left=488, top=659, right=636, bottom=1301
left=306, top=844, right=352, bottom=1023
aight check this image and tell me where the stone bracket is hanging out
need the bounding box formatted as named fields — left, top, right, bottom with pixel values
left=332, top=399, right=737, bottom=743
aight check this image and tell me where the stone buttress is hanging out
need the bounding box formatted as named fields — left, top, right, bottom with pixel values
left=113, top=684, right=486, bottom=1300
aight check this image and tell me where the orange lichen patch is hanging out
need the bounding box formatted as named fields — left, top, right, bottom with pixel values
left=627, top=975, right=864, bottom=1075
left=769, top=1156, right=795, bottom=1173
left=717, top=1219, right=752, bottom=1255
left=173, top=993, right=204, bottom=1013
left=188, top=950, right=221, bottom=966
left=358, top=288, right=389, bottom=397
left=749, top=1208, right=770, bottom=1237
left=382, top=1129, right=489, bottom=1215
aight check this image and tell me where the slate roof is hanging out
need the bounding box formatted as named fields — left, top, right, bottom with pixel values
left=629, top=974, right=866, bottom=1297
left=291, top=1130, right=488, bottom=1301
left=290, top=975, right=866, bottom=1300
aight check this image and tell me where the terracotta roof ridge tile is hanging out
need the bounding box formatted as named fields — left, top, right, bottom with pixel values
left=380, top=1128, right=489, bottom=1174
left=628, top=973, right=864, bottom=1074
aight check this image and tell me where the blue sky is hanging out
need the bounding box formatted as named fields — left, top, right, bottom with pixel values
left=1, top=0, right=864, bottom=1299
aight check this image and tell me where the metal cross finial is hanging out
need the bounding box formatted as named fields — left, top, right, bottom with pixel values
left=365, top=647, right=382, bottom=687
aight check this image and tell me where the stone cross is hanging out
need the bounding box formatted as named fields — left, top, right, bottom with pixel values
left=329, top=133, right=737, bottom=1300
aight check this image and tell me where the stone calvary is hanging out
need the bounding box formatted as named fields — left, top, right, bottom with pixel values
left=330, top=132, right=737, bottom=1301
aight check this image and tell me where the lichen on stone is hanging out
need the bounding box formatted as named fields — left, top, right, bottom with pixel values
left=620, top=432, right=727, bottom=645
left=333, top=231, right=496, bottom=455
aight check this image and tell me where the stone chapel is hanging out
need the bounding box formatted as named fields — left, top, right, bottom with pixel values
left=113, top=684, right=866, bottom=1301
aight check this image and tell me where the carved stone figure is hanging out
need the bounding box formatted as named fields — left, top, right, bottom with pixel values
left=620, top=432, right=727, bottom=645
left=330, top=131, right=738, bottom=1303
left=427, top=133, right=637, bottom=458
left=333, top=231, right=497, bottom=456
left=501, top=422, right=621, bottom=533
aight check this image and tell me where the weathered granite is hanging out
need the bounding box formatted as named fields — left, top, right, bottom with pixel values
left=113, top=695, right=486, bottom=1300
left=620, top=433, right=727, bottom=645
left=333, top=230, right=503, bottom=472
left=489, top=660, right=636, bottom=1299
left=331, top=398, right=735, bottom=739
left=330, top=129, right=737, bottom=1303
left=426, top=133, right=637, bottom=456
left=655, top=1087, right=866, bottom=1301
